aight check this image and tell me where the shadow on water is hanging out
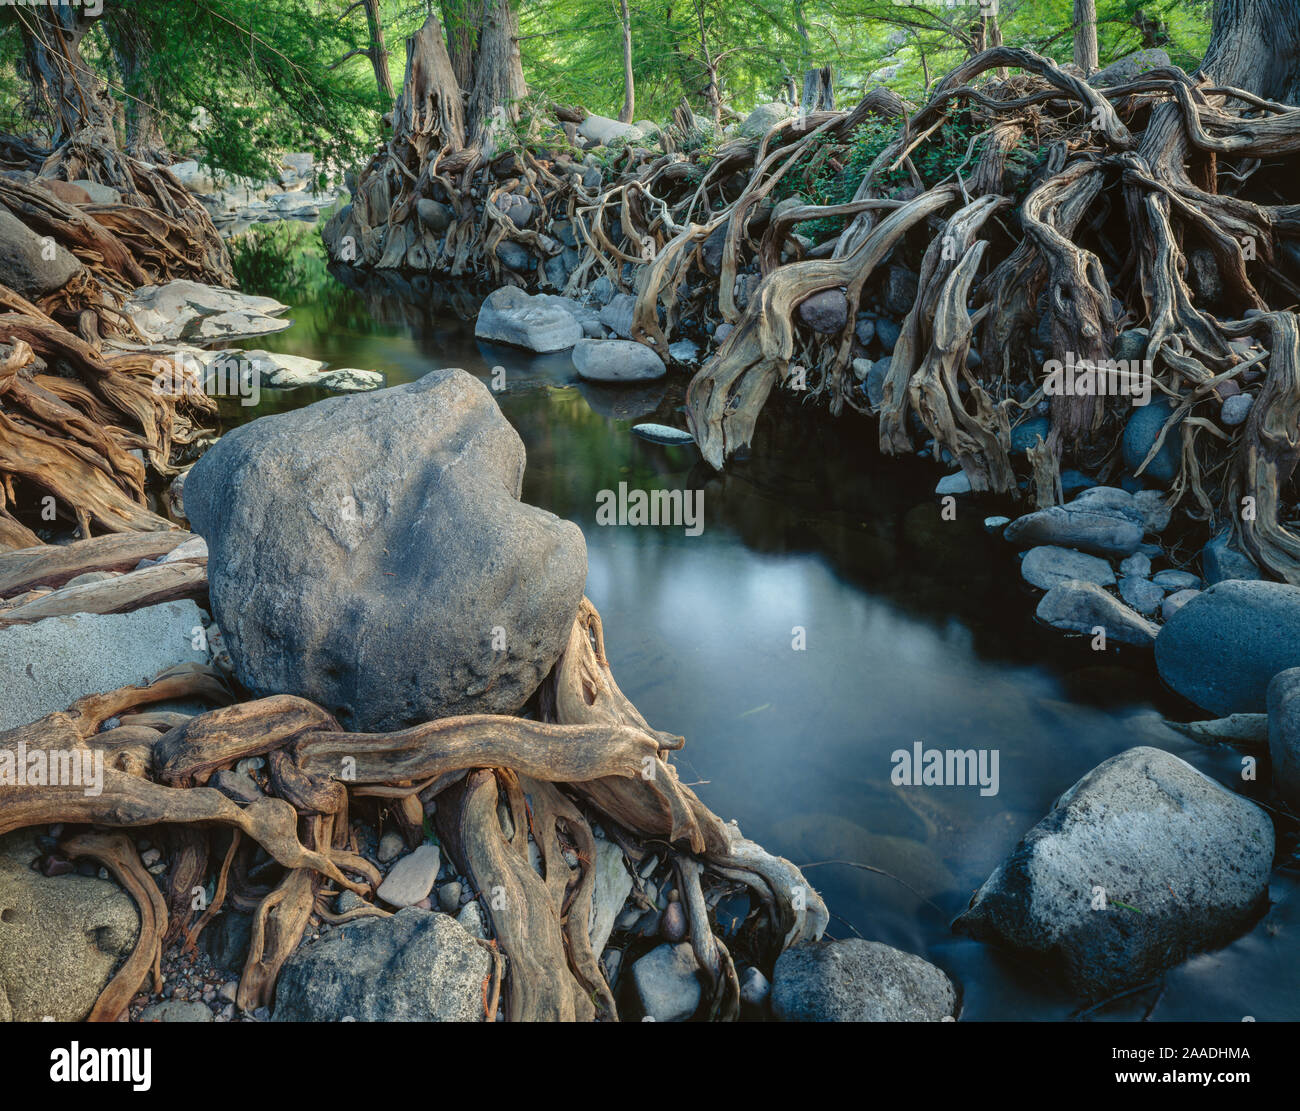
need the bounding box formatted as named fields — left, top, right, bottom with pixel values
left=223, top=247, right=1298, bottom=1022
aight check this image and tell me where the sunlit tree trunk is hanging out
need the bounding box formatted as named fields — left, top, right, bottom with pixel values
left=617, top=0, right=635, bottom=123
left=1073, top=0, right=1099, bottom=75
left=466, top=0, right=526, bottom=145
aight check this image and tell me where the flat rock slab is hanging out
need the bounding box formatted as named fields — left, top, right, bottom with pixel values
left=377, top=843, right=441, bottom=908
left=124, top=280, right=290, bottom=343
left=0, top=600, right=210, bottom=731
left=954, top=746, right=1272, bottom=998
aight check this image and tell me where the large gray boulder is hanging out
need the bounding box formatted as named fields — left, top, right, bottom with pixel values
left=1155, top=580, right=1300, bottom=715
left=0, top=600, right=211, bottom=731
left=474, top=286, right=582, bottom=353
left=738, top=102, right=795, bottom=138
left=1268, top=668, right=1300, bottom=807
left=1090, top=48, right=1172, bottom=87
left=953, top=747, right=1273, bottom=998
left=0, top=204, right=83, bottom=299
left=771, top=939, right=956, bottom=1022
left=273, top=908, right=489, bottom=1021
left=0, top=831, right=139, bottom=1021
left=184, top=370, right=587, bottom=732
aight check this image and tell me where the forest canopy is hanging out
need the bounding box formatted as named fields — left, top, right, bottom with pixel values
left=0, top=0, right=1214, bottom=181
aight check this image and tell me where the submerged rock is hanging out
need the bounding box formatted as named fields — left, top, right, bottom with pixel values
left=474, top=286, right=582, bottom=353
left=771, top=939, right=956, bottom=1022
left=632, top=423, right=694, bottom=446
left=185, top=369, right=587, bottom=732
left=953, top=746, right=1272, bottom=998
left=1155, top=580, right=1300, bottom=714
left=273, top=908, right=488, bottom=1021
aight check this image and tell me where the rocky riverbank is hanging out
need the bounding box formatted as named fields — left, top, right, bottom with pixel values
left=2, top=148, right=1296, bottom=1023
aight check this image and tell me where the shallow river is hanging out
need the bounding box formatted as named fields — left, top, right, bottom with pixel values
left=224, top=257, right=1297, bottom=1022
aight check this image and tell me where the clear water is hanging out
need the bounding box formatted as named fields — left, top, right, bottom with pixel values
left=221, top=257, right=1299, bottom=1022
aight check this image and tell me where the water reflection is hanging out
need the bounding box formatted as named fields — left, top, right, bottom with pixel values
left=226, top=261, right=1298, bottom=1022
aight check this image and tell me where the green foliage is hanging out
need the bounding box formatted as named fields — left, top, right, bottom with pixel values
left=228, top=221, right=334, bottom=304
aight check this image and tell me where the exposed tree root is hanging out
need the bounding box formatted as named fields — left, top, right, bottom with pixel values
left=0, top=600, right=824, bottom=1021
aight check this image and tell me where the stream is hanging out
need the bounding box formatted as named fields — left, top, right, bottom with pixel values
left=218, top=237, right=1298, bottom=1022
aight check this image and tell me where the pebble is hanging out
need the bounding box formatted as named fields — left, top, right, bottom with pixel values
left=1152, top=569, right=1202, bottom=591
left=661, top=900, right=687, bottom=942
left=457, top=901, right=487, bottom=939
left=377, top=830, right=405, bottom=864
left=1221, top=394, right=1254, bottom=426
left=376, top=843, right=441, bottom=907
left=1119, top=553, right=1151, bottom=578
left=438, top=881, right=462, bottom=913
left=1119, top=575, right=1165, bottom=616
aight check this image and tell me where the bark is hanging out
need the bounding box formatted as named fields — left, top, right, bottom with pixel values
left=441, top=0, right=479, bottom=88
left=466, top=0, right=527, bottom=146
left=18, top=3, right=116, bottom=145
left=103, top=5, right=171, bottom=163
left=801, top=65, right=834, bottom=112
left=617, top=0, right=635, bottom=124
left=361, top=0, right=395, bottom=103
left=1073, top=0, right=1099, bottom=76
left=1200, top=0, right=1300, bottom=104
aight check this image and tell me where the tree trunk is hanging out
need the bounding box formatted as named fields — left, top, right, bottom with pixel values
left=1073, top=0, right=1099, bottom=75
left=1200, top=0, right=1300, bottom=103
left=19, top=5, right=116, bottom=146
left=617, top=0, right=635, bottom=124
left=441, top=0, right=479, bottom=88
left=466, top=0, right=526, bottom=145
left=104, top=7, right=171, bottom=163
left=362, top=0, right=395, bottom=104
left=801, top=65, right=834, bottom=112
